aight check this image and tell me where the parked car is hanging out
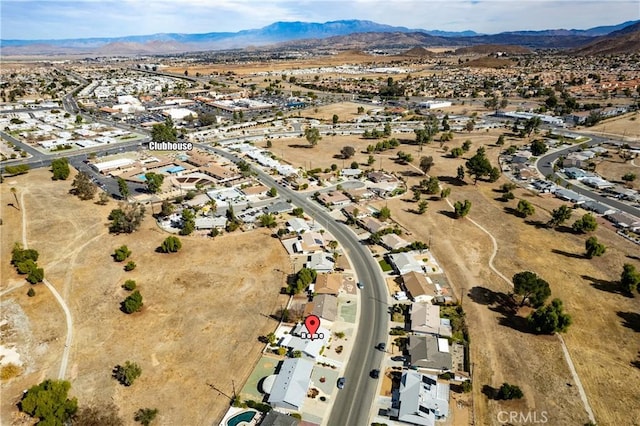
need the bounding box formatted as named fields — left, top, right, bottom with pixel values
left=370, top=369, right=380, bottom=379
left=376, top=342, right=386, bottom=351
left=357, top=282, right=364, bottom=289
left=337, top=377, right=346, bottom=389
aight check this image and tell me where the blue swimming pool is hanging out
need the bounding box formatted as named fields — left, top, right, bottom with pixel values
left=227, top=411, right=256, bottom=426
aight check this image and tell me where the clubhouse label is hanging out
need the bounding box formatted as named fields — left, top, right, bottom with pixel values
left=148, top=141, right=193, bottom=151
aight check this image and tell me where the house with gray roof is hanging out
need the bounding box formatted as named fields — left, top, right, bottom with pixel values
left=309, top=294, right=338, bottom=321
left=410, top=303, right=452, bottom=337
left=391, top=371, right=450, bottom=426
left=305, top=252, right=335, bottom=273
left=553, top=188, right=587, bottom=204
left=389, top=252, right=424, bottom=275
left=267, top=358, right=314, bottom=410
left=581, top=201, right=616, bottom=216
left=407, top=334, right=452, bottom=373
left=260, top=410, right=300, bottom=426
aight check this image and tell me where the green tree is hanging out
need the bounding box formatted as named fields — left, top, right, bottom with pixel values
left=304, top=127, right=322, bottom=146
left=117, top=177, right=130, bottom=199
left=51, top=158, right=70, bottom=180
left=496, top=383, right=524, bottom=400
left=151, top=117, right=177, bottom=142
left=516, top=199, right=535, bottom=217
left=27, top=287, right=36, bottom=297
left=20, top=379, right=78, bottom=424
left=417, top=200, right=428, bottom=214
left=528, top=298, right=572, bottom=334
left=267, top=187, right=278, bottom=197
left=488, top=166, right=501, bottom=183
left=289, top=267, right=317, bottom=294
left=412, top=189, right=421, bottom=201
left=292, top=207, right=304, bottom=218
left=160, top=236, right=182, bottom=253
left=144, top=172, right=164, bottom=194
left=259, top=213, right=277, bottom=228
left=71, top=172, right=97, bottom=200
left=122, top=290, right=143, bottom=314
left=108, top=204, right=145, bottom=234
left=332, top=114, right=339, bottom=125
left=124, top=261, right=136, bottom=271
left=421, top=176, right=440, bottom=194
left=450, top=147, right=464, bottom=158
left=179, top=209, right=195, bottom=235
left=396, top=151, right=413, bottom=164
left=378, top=206, right=391, bottom=221
left=572, top=213, right=598, bottom=233
left=462, top=140, right=472, bottom=152
left=134, top=408, right=158, bottom=426
left=512, top=271, right=551, bottom=308
left=548, top=205, right=572, bottom=228
left=585, top=236, right=606, bottom=259
left=453, top=200, right=472, bottom=218
left=112, top=361, right=142, bottom=386
left=620, top=263, right=640, bottom=294
left=113, top=245, right=132, bottom=262
left=465, top=147, right=493, bottom=183
left=530, top=139, right=548, bottom=156
left=622, top=172, right=637, bottom=182
left=122, top=280, right=137, bottom=291
left=340, top=146, right=356, bottom=159
left=440, top=187, right=451, bottom=199
left=496, top=134, right=505, bottom=146
left=419, top=156, right=434, bottom=175
left=456, top=165, right=465, bottom=181
left=159, top=200, right=174, bottom=217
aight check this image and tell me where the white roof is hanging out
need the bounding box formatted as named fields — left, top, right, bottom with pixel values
left=92, top=158, right=135, bottom=171
left=267, top=358, right=314, bottom=410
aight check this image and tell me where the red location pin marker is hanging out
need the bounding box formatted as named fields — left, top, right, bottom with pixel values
left=304, top=315, right=321, bottom=340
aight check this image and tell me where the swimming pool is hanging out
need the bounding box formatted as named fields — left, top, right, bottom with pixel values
left=226, top=410, right=256, bottom=426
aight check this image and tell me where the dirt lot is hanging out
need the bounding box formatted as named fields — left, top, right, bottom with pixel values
left=595, top=151, right=639, bottom=190
left=1, top=169, right=290, bottom=425
left=273, top=128, right=640, bottom=425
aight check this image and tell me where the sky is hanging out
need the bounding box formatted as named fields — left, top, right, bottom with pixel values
left=2, top=0, right=639, bottom=40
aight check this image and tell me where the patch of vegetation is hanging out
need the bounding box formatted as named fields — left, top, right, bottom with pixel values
left=112, top=361, right=142, bottom=386
left=19, top=379, right=77, bottom=424
left=378, top=258, right=393, bottom=272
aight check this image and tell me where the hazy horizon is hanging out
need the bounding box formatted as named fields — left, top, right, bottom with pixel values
left=2, top=0, right=638, bottom=41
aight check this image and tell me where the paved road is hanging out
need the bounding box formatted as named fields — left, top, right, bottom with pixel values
left=536, top=134, right=640, bottom=218
left=199, top=143, right=389, bottom=425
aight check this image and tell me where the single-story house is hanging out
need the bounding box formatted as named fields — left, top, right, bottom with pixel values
left=381, top=233, right=411, bottom=251
left=389, top=252, right=424, bottom=275
left=317, top=191, right=351, bottom=207
left=581, top=176, right=615, bottom=190
left=368, top=171, right=397, bottom=183
left=553, top=188, right=587, bottom=204
left=340, top=168, right=363, bottom=178
left=296, top=231, right=325, bottom=253
left=344, top=187, right=375, bottom=201
left=287, top=217, right=311, bottom=234
left=360, top=216, right=389, bottom=233
left=402, top=272, right=437, bottom=303
left=581, top=201, right=616, bottom=216
left=306, top=252, right=335, bottom=273
left=314, top=273, right=343, bottom=295
left=307, top=294, right=338, bottom=321
left=266, top=358, right=314, bottom=411
left=194, top=216, right=227, bottom=230
left=407, top=334, right=452, bottom=372
left=391, top=371, right=450, bottom=426
left=342, top=204, right=370, bottom=220
left=410, top=303, right=452, bottom=337
left=260, top=410, right=300, bottom=426
left=606, top=212, right=640, bottom=228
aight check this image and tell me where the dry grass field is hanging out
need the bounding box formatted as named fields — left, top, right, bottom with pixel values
left=271, top=127, right=640, bottom=425
left=582, top=112, right=640, bottom=141
left=1, top=169, right=290, bottom=425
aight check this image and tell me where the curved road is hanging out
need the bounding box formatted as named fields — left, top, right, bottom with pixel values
left=536, top=134, right=640, bottom=218
left=200, top=143, right=389, bottom=426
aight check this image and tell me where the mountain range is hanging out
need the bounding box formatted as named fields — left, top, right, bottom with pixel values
left=1, top=19, right=639, bottom=56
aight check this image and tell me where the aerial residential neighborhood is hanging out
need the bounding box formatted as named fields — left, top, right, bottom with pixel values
left=1, top=3, right=640, bottom=426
